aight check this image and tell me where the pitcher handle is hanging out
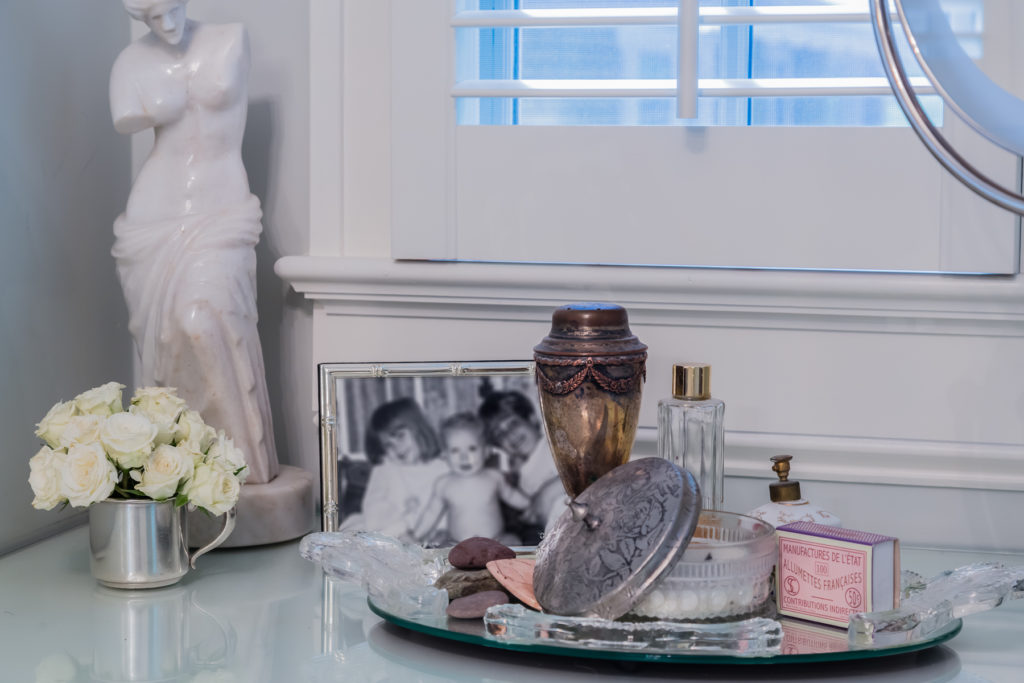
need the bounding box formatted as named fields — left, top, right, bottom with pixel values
left=189, top=506, right=237, bottom=569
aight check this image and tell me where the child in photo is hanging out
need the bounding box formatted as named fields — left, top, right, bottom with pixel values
left=414, top=413, right=529, bottom=545
left=358, top=398, right=449, bottom=541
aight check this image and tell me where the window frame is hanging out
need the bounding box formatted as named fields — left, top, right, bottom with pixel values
left=389, top=0, right=1020, bottom=273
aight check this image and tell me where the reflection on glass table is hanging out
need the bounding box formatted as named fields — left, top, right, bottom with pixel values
left=2, top=528, right=1023, bottom=683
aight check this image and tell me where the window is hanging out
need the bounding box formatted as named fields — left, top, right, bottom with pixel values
left=454, top=0, right=986, bottom=126
left=391, top=1, right=1019, bottom=273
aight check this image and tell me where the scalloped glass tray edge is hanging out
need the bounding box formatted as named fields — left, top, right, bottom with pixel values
left=367, top=598, right=962, bottom=665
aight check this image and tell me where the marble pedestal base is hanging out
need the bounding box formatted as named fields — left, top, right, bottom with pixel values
left=189, top=465, right=314, bottom=548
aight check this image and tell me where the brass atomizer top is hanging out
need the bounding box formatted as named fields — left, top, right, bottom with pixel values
left=671, top=363, right=711, bottom=400
left=768, top=454, right=802, bottom=502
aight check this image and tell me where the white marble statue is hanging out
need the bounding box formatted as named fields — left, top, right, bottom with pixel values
left=109, top=0, right=278, bottom=485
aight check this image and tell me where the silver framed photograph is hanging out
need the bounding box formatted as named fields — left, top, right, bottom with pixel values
left=318, top=361, right=565, bottom=547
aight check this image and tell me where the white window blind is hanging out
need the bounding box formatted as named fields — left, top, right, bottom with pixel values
left=391, top=1, right=1020, bottom=272
left=452, top=4, right=936, bottom=102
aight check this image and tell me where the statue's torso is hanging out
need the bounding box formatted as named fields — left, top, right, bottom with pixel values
left=116, top=23, right=253, bottom=223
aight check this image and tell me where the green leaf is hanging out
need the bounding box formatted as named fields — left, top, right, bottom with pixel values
left=174, top=493, right=189, bottom=508
left=113, top=485, right=147, bottom=499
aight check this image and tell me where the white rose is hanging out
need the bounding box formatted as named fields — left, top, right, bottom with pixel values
left=184, top=460, right=240, bottom=515
left=206, top=431, right=248, bottom=483
left=131, top=444, right=194, bottom=500
left=131, top=387, right=187, bottom=445
left=28, top=446, right=67, bottom=511
left=188, top=447, right=208, bottom=469
left=35, top=400, right=78, bottom=449
left=174, top=410, right=217, bottom=453
left=73, top=382, right=125, bottom=417
left=60, top=442, right=117, bottom=507
left=58, top=414, right=104, bottom=449
left=100, top=412, right=157, bottom=469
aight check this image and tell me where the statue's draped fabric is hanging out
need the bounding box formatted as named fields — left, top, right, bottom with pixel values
left=112, top=195, right=278, bottom=483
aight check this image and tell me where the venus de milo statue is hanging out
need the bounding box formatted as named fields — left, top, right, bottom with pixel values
left=109, top=0, right=278, bottom=487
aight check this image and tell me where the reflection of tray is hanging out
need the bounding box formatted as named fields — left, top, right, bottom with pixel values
left=367, top=598, right=961, bottom=665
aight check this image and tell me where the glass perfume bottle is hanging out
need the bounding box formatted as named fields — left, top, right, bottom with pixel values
left=657, top=363, right=724, bottom=511
left=746, top=455, right=842, bottom=528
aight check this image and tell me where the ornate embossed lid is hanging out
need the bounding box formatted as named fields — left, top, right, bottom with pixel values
left=532, top=458, right=701, bottom=620
left=533, top=303, right=648, bottom=358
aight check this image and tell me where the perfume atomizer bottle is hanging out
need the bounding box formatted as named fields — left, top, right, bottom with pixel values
left=746, top=455, right=841, bottom=528
left=657, top=363, right=724, bottom=511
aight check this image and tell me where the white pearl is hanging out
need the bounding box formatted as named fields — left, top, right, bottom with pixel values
left=679, top=589, right=699, bottom=612
left=709, top=588, right=729, bottom=611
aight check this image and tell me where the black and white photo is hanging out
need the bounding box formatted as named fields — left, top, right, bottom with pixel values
left=318, top=362, right=565, bottom=546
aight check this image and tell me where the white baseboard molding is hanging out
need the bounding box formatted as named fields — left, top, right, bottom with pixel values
left=633, top=427, right=1024, bottom=492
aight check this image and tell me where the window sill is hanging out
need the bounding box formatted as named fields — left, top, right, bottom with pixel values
left=275, top=256, right=1024, bottom=336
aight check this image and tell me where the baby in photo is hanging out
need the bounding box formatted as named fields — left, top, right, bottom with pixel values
left=414, top=413, right=529, bottom=545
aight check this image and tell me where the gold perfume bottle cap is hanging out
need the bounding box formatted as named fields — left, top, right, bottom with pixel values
left=671, top=363, right=711, bottom=400
left=769, top=455, right=802, bottom=502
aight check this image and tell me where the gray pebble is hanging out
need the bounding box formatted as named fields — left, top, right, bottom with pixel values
left=448, top=537, right=515, bottom=570
left=446, top=590, right=510, bottom=619
left=434, top=567, right=503, bottom=600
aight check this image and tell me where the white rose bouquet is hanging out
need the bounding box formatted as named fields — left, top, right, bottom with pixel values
left=28, top=383, right=247, bottom=515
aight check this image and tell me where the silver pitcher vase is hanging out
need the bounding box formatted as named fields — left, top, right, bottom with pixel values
left=89, top=499, right=236, bottom=589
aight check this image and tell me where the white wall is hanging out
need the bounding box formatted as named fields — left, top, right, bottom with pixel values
left=0, top=2, right=134, bottom=554
left=0, top=1, right=316, bottom=555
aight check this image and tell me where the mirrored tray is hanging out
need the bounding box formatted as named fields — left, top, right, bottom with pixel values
left=367, top=598, right=962, bottom=665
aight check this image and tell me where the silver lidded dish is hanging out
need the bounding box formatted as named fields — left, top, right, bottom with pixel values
left=533, top=457, right=777, bottom=622
left=533, top=457, right=701, bottom=620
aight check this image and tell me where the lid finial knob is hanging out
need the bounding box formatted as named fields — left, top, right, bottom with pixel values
left=771, top=454, right=792, bottom=482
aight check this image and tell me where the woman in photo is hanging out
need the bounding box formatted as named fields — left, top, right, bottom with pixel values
left=479, top=390, right=565, bottom=544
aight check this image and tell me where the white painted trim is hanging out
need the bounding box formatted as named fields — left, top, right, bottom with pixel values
left=390, top=0, right=456, bottom=260
left=633, top=427, right=1024, bottom=492
left=450, top=5, right=903, bottom=28
left=677, top=0, right=699, bottom=118
left=309, top=1, right=344, bottom=255
left=451, top=77, right=934, bottom=99
left=275, top=256, right=1024, bottom=333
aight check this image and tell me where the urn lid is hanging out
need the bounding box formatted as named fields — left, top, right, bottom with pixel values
left=533, top=303, right=648, bottom=357
left=532, top=458, right=702, bottom=620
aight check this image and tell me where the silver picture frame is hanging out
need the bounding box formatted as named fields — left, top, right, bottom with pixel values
left=317, top=361, right=536, bottom=532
